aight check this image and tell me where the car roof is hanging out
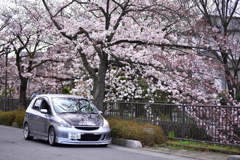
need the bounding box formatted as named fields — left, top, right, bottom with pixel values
left=35, top=94, right=88, bottom=99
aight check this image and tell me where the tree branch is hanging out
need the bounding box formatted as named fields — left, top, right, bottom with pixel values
left=109, top=39, right=208, bottom=50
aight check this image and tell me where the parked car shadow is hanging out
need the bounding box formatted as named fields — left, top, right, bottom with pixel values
left=31, top=138, right=109, bottom=148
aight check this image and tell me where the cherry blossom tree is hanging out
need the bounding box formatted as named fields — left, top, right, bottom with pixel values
left=1, top=0, right=238, bottom=110
left=0, top=0, right=72, bottom=108
left=191, top=0, right=240, bottom=103
left=0, top=2, right=17, bottom=98
left=178, top=0, right=240, bottom=145
left=41, top=0, right=223, bottom=111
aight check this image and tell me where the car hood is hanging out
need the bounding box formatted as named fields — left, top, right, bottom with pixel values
left=58, top=113, right=103, bottom=127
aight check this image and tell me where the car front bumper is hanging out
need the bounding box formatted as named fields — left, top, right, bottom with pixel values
left=54, top=126, right=111, bottom=145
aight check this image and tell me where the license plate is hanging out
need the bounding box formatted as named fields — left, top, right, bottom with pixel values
left=68, top=133, right=81, bottom=139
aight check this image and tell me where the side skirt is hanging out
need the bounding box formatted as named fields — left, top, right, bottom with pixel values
left=30, top=133, right=48, bottom=141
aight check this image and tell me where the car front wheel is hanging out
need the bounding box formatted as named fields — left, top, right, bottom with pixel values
left=48, top=126, right=56, bottom=146
left=23, top=123, right=33, bottom=140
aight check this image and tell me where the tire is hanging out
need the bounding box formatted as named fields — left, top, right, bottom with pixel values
left=23, top=123, right=33, bottom=140
left=48, top=126, right=57, bottom=146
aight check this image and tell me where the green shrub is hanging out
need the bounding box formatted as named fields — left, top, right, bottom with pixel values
left=0, top=111, right=16, bottom=126
left=0, top=109, right=26, bottom=127
left=13, top=109, right=26, bottom=128
left=0, top=110, right=6, bottom=125
left=108, top=118, right=166, bottom=146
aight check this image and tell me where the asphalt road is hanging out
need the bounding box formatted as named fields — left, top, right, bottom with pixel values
left=0, top=125, right=195, bottom=160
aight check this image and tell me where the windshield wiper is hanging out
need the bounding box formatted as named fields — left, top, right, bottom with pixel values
left=87, top=112, right=98, bottom=114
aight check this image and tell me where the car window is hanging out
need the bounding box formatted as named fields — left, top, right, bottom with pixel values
left=41, top=100, right=52, bottom=115
left=52, top=98, right=99, bottom=114
left=32, top=99, right=42, bottom=110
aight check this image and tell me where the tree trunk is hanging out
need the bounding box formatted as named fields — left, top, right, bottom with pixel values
left=92, top=53, right=108, bottom=111
left=92, top=75, right=106, bottom=111
left=19, top=76, right=29, bottom=109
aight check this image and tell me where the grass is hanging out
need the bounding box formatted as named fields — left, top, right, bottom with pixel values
left=146, top=139, right=240, bottom=155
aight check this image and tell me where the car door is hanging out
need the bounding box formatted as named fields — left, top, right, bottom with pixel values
left=38, top=98, right=52, bottom=137
left=29, top=99, right=43, bottom=135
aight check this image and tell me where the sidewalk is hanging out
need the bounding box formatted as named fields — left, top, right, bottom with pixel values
left=112, top=138, right=238, bottom=160
left=141, top=146, right=231, bottom=160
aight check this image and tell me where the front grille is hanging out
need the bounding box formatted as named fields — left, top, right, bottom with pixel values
left=75, top=127, right=99, bottom=131
left=78, top=134, right=101, bottom=141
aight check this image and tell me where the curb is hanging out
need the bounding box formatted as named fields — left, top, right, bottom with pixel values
left=228, top=155, right=240, bottom=160
left=111, top=138, right=142, bottom=148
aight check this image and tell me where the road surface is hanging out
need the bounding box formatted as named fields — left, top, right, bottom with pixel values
left=0, top=125, right=195, bottom=160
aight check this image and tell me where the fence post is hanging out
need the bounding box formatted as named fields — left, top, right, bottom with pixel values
left=131, top=101, right=134, bottom=120
left=182, top=104, right=185, bottom=141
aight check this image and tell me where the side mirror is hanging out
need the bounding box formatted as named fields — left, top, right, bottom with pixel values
left=98, top=111, right=103, bottom=114
left=40, top=109, right=48, bottom=114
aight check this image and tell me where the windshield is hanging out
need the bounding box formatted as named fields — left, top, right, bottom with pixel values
left=52, top=97, right=99, bottom=114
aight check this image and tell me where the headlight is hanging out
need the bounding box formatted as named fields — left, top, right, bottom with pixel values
left=58, top=119, right=71, bottom=128
left=102, top=119, right=109, bottom=128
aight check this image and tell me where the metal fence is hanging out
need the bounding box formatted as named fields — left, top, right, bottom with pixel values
left=1, top=98, right=240, bottom=146
left=0, top=97, right=31, bottom=111
left=103, top=101, right=240, bottom=146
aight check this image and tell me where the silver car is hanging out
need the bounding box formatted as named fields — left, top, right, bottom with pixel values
left=23, top=94, right=111, bottom=146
